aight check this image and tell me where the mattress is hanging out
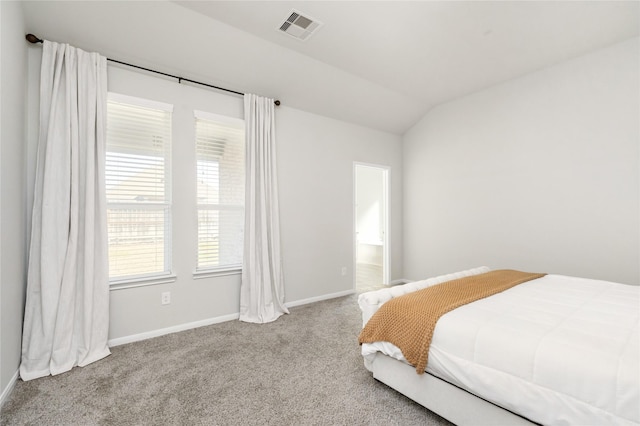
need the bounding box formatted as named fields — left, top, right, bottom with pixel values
left=360, top=272, right=640, bottom=426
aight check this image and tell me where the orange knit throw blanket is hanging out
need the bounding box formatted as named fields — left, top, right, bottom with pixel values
left=358, top=269, right=546, bottom=374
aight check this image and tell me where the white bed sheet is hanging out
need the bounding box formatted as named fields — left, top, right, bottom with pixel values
left=361, top=274, right=640, bottom=426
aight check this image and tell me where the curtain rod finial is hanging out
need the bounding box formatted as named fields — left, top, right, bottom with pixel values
left=26, top=34, right=43, bottom=44
left=274, top=100, right=281, bottom=106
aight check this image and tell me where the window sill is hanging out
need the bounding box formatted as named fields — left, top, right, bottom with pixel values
left=193, top=267, right=242, bottom=280
left=109, top=274, right=177, bottom=291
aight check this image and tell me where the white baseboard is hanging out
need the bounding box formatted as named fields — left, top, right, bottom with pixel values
left=108, top=312, right=240, bottom=347
left=284, top=289, right=355, bottom=308
left=0, top=370, right=19, bottom=409
left=108, top=289, right=355, bottom=347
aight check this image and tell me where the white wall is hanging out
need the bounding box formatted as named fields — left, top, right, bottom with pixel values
left=0, top=0, right=28, bottom=404
left=25, top=56, right=402, bottom=341
left=277, top=108, right=402, bottom=301
left=403, top=37, right=639, bottom=285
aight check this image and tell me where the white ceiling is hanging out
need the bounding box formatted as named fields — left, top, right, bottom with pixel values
left=22, top=1, right=639, bottom=135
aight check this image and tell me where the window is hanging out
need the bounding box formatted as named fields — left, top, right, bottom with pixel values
left=106, top=94, right=172, bottom=282
left=195, top=111, right=245, bottom=271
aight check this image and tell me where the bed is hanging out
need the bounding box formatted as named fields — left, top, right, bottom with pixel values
left=358, top=267, right=640, bottom=426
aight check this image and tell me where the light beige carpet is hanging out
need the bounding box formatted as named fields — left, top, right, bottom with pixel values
left=1, top=295, right=452, bottom=425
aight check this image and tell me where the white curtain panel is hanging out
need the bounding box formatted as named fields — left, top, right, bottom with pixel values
left=240, top=94, right=289, bottom=323
left=20, top=41, right=110, bottom=381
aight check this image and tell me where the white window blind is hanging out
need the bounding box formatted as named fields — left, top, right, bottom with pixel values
left=195, top=111, right=245, bottom=271
left=106, top=94, right=173, bottom=281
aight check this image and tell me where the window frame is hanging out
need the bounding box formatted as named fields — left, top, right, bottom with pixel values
left=193, top=110, right=245, bottom=276
left=106, top=93, right=175, bottom=286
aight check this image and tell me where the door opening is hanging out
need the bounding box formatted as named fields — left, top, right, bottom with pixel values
left=354, top=163, right=389, bottom=292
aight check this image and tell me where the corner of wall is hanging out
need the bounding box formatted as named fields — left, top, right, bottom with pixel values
left=0, top=0, right=28, bottom=406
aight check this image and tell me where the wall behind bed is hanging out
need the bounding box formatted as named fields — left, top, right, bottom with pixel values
left=403, top=37, right=639, bottom=285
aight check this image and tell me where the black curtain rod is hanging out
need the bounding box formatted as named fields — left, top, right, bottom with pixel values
left=25, top=34, right=281, bottom=106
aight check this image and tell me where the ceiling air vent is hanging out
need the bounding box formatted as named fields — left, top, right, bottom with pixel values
left=277, top=9, right=323, bottom=41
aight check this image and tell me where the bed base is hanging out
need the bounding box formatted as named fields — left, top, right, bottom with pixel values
left=370, top=353, right=537, bottom=426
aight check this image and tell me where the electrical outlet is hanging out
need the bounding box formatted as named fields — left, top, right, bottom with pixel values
left=161, top=291, right=171, bottom=305
left=341, top=267, right=347, bottom=276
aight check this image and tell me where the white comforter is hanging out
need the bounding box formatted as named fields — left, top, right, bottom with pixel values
left=360, top=272, right=640, bottom=426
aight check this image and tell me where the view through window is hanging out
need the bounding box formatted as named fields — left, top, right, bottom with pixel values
left=106, top=95, right=172, bottom=281
left=195, top=112, right=245, bottom=271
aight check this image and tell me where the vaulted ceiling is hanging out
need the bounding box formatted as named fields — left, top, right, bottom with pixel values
left=22, top=1, right=639, bottom=134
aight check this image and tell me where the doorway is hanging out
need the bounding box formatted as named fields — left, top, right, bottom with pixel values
left=354, top=163, right=389, bottom=292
